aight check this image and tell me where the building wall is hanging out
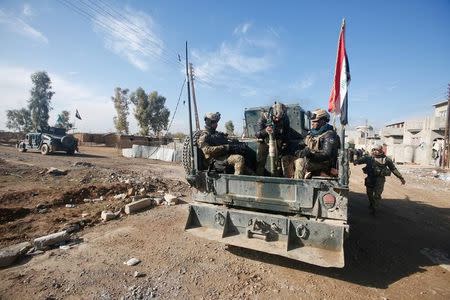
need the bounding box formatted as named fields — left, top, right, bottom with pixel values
left=380, top=102, right=448, bottom=165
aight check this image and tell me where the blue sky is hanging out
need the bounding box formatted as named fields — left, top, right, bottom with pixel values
left=0, top=0, right=449, bottom=134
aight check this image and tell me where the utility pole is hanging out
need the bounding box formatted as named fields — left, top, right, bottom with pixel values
left=189, top=63, right=200, bottom=131
left=185, top=41, right=195, bottom=174
left=444, top=83, right=450, bottom=168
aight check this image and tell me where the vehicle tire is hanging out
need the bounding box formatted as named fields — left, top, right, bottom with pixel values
left=181, top=130, right=203, bottom=175
left=41, top=144, right=50, bottom=155
left=61, top=135, right=75, bottom=148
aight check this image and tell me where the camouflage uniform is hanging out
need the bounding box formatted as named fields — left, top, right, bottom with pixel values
left=294, top=124, right=339, bottom=179
left=197, top=113, right=245, bottom=175
left=255, top=103, right=297, bottom=177
left=354, top=151, right=405, bottom=214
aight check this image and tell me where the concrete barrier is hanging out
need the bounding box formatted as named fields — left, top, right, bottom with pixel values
left=124, top=198, right=153, bottom=214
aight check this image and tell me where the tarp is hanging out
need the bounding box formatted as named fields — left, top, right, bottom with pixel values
left=122, top=144, right=182, bottom=162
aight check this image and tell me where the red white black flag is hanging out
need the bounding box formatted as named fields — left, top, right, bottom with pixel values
left=328, top=19, right=350, bottom=125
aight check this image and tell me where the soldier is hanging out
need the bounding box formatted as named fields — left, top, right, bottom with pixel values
left=354, top=144, right=406, bottom=215
left=294, top=109, right=339, bottom=179
left=197, top=112, right=246, bottom=175
left=255, top=102, right=297, bottom=177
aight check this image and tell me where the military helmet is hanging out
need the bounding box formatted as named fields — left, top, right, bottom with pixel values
left=204, top=112, right=221, bottom=122
left=311, top=109, right=330, bottom=122
left=272, top=102, right=286, bottom=119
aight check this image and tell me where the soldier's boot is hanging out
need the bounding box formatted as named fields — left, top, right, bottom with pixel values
left=228, top=154, right=245, bottom=175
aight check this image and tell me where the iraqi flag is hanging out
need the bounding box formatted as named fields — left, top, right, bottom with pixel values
left=328, top=19, right=350, bottom=125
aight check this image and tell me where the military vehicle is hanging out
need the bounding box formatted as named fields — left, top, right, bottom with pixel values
left=18, top=127, right=78, bottom=155
left=182, top=104, right=349, bottom=268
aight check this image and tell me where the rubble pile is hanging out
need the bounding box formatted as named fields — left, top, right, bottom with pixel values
left=0, top=157, right=190, bottom=268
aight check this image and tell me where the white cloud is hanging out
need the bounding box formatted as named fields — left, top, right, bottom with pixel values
left=233, top=22, right=252, bottom=35
left=93, top=7, right=164, bottom=71
left=267, top=26, right=280, bottom=38
left=22, top=4, right=33, bottom=17
left=0, top=9, right=48, bottom=43
left=298, top=77, right=315, bottom=90
left=0, top=66, right=121, bottom=133
left=192, top=24, right=278, bottom=88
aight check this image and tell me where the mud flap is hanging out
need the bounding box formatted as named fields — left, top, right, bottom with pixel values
left=185, top=202, right=346, bottom=268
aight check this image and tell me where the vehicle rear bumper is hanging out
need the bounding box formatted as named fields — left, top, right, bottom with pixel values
left=185, top=202, right=348, bottom=268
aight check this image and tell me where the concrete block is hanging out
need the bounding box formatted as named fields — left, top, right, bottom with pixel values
left=0, top=242, right=32, bottom=267
left=101, top=211, right=118, bottom=221
left=34, top=231, right=70, bottom=250
left=164, top=194, right=179, bottom=206
left=124, top=198, right=152, bottom=214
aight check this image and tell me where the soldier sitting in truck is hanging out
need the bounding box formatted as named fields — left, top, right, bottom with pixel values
left=294, top=108, right=340, bottom=179
left=197, top=112, right=247, bottom=175
left=255, top=102, right=298, bottom=177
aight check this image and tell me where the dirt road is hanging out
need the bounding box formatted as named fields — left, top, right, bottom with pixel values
left=0, top=145, right=449, bottom=299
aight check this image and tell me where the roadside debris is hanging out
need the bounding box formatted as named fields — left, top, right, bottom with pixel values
left=164, top=194, right=179, bottom=206
left=65, top=204, right=76, bottom=208
left=124, top=258, right=141, bottom=266
left=46, top=167, right=68, bottom=176
left=101, top=210, right=120, bottom=221
left=124, top=198, right=152, bottom=214
left=0, top=241, right=32, bottom=267
left=133, top=271, right=145, bottom=278
left=34, top=231, right=70, bottom=250
left=72, top=161, right=94, bottom=168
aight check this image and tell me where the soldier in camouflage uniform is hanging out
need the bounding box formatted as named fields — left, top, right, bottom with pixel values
left=255, top=102, right=297, bottom=177
left=354, top=145, right=406, bottom=214
left=197, top=112, right=245, bottom=175
left=294, top=109, right=340, bottom=179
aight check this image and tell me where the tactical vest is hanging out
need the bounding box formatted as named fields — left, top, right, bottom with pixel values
left=364, top=156, right=392, bottom=177
left=305, top=130, right=331, bottom=151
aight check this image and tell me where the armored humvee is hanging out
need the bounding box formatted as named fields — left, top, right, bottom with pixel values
left=18, top=127, right=78, bottom=155
left=182, top=104, right=349, bottom=268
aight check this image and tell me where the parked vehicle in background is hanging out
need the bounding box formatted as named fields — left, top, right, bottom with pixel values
left=17, top=127, right=78, bottom=155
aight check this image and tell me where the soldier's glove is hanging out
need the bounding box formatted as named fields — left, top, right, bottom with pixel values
left=296, top=147, right=311, bottom=158
left=228, top=142, right=247, bottom=155
left=400, top=177, right=406, bottom=185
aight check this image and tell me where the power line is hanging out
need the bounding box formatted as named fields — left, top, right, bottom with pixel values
left=166, top=78, right=186, bottom=133
left=94, top=0, right=185, bottom=65
left=58, top=0, right=183, bottom=72
left=83, top=0, right=184, bottom=68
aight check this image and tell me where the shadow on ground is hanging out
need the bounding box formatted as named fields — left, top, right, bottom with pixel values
left=23, top=151, right=107, bottom=159
left=227, top=191, right=450, bottom=289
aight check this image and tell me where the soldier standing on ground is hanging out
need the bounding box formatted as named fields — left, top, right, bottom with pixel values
left=294, top=109, right=340, bottom=179
left=197, top=112, right=246, bottom=175
left=354, top=145, right=406, bottom=215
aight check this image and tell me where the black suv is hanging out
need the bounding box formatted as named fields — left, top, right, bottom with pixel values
left=18, top=127, right=78, bottom=155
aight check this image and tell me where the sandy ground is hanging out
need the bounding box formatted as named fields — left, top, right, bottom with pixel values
left=0, top=145, right=449, bottom=299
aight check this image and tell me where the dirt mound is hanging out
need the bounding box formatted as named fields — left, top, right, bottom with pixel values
left=51, top=183, right=129, bottom=205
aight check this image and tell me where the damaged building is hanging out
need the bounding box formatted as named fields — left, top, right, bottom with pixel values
left=380, top=100, right=448, bottom=166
